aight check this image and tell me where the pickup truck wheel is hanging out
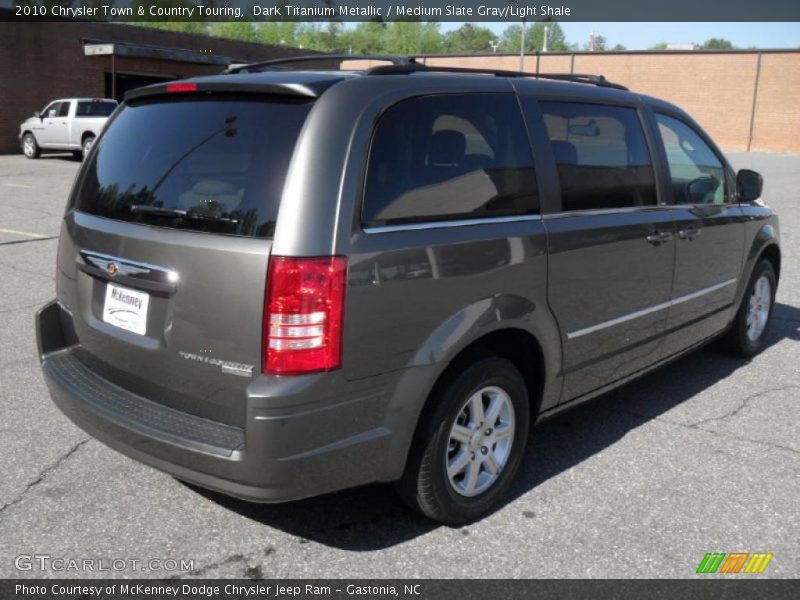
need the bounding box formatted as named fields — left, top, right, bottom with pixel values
left=722, top=259, right=776, bottom=357
left=81, top=136, right=95, bottom=158
left=22, top=133, right=40, bottom=159
left=397, top=357, right=529, bottom=524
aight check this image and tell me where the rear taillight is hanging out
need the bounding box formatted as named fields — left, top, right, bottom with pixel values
left=264, top=256, right=347, bottom=375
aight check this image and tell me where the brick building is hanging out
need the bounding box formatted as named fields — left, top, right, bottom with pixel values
left=357, top=49, right=800, bottom=153
left=0, top=19, right=315, bottom=154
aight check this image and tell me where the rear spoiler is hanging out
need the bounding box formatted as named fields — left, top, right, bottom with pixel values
left=124, top=77, right=336, bottom=102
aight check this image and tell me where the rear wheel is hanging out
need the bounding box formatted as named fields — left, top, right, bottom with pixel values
left=82, top=135, right=95, bottom=158
left=397, top=357, right=530, bottom=524
left=722, top=259, right=776, bottom=357
left=22, top=133, right=40, bottom=159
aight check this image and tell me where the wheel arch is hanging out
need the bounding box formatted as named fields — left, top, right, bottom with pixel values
left=759, top=242, right=781, bottom=282
left=383, top=320, right=558, bottom=482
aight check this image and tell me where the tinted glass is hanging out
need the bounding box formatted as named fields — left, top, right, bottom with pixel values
left=363, top=94, right=538, bottom=227
left=656, top=113, right=726, bottom=205
left=76, top=101, right=117, bottom=117
left=74, top=96, right=312, bottom=238
left=541, top=102, right=657, bottom=211
left=57, top=102, right=71, bottom=117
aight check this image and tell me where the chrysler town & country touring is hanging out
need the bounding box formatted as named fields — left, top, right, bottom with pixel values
left=36, top=57, right=781, bottom=523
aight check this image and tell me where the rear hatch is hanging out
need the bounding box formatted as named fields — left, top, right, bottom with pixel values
left=58, top=87, right=314, bottom=427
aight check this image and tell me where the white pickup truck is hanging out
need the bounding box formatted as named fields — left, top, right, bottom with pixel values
left=19, top=98, right=118, bottom=160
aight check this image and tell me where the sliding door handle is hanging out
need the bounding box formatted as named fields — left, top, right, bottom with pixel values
left=678, top=226, right=702, bottom=240
left=646, top=231, right=674, bottom=245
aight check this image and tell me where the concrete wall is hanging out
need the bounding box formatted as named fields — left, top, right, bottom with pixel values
left=0, top=21, right=313, bottom=154
left=351, top=50, right=800, bottom=153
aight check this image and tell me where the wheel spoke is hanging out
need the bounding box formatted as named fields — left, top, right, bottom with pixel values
left=450, top=424, right=472, bottom=445
left=484, top=393, right=504, bottom=426
left=483, top=451, right=500, bottom=475
left=447, top=449, right=470, bottom=478
left=464, top=458, right=481, bottom=493
left=469, top=392, right=485, bottom=426
left=493, top=423, right=513, bottom=441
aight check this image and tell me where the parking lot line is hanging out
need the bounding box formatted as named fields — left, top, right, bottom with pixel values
left=0, top=227, right=49, bottom=239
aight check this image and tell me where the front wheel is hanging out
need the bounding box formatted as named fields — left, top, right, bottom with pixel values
left=397, top=357, right=530, bottom=524
left=722, top=259, right=777, bottom=357
left=22, top=133, right=40, bottom=159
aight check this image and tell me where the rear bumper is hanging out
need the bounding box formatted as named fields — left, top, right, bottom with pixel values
left=36, top=300, right=396, bottom=503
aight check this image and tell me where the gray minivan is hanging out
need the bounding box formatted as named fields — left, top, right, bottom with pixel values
left=37, top=57, right=781, bottom=523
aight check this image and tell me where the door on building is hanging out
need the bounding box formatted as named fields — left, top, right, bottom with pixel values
left=105, top=72, right=175, bottom=102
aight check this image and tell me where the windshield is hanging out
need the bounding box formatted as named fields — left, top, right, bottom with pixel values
left=73, top=96, right=313, bottom=238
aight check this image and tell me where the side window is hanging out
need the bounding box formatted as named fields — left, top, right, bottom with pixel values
left=362, top=94, right=538, bottom=227
left=44, top=103, right=60, bottom=118
left=540, top=102, right=657, bottom=212
left=57, top=102, right=71, bottom=118
left=655, top=113, right=726, bottom=205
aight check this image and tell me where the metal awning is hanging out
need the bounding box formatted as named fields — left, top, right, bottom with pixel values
left=81, top=38, right=233, bottom=66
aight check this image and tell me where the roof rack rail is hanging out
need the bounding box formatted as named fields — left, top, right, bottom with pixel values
left=226, top=53, right=628, bottom=90
left=365, top=62, right=628, bottom=90
left=227, top=54, right=417, bottom=74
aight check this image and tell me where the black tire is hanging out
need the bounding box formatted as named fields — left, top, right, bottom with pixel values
left=721, top=259, right=777, bottom=357
left=22, top=133, right=40, bottom=159
left=82, top=135, right=95, bottom=158
left=72, top=150, right=83, bottom=160
left=397, top=357, right=530, bottom=524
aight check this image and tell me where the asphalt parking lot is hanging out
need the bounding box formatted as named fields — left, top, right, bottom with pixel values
left=0, top=152, right=798, bottom=579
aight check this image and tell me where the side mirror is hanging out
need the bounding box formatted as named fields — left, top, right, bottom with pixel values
left=32, top=111, right=40, bottom=119
left=737, top=169, right=763, bottom=202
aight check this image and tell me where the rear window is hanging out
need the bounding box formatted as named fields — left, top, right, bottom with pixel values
left=74, top=96, right=312, bottom=238
left=75, top=101, right=117, bottom=118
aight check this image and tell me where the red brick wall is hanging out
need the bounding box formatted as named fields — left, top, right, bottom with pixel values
left=0, top=21, right=314, bottom=154
left=414, top=51, right=800, bottom=153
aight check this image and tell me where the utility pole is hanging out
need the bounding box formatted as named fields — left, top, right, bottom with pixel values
left=543, top=25, right=549, bottom=52
left=520, top=16, right=526, bottom=71
left=589, top=32, right=595, bottom=52
left=489, top=40, right=500, bottom=54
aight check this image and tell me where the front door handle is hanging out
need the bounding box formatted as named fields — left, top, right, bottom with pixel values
left=646, top=231, right=674, bottom=245
left=678, top=226, right=702, bottom=240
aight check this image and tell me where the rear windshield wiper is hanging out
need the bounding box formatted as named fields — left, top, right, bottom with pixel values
left=129, top=205, right=239, bottom=225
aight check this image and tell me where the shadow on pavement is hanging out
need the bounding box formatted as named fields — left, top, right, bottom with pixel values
left=187, top=302, right=799, bottom=551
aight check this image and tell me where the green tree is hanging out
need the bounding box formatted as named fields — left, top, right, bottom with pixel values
left=702, top=38, right=735, bottom=50
left=338, top=22, right=388, bottom=54
left=443, top=24, right=498, bottom=53
left=257, top=22, right=299, bottom=47
left=499, top=22, right=568, bottom=53
left=585, top=34, right=607, bottom=52
left=649, top=41, right=669, bottom=50
left=383, top=22, right=443, bottom=54
left=610, top=43, right=627, bottom=51
left=210, top=22, right=259, bottom=43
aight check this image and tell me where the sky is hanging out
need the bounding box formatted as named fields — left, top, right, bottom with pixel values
left=439, top=22, right=800, bottom=49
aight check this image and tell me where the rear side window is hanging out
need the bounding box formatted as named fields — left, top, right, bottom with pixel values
left=76, top=101, right=117, bottom=118
left=74, top=96, right=312, bottom=238
left=362, top=94, right=538, bottom=227
left=540, top=102, right=657, bottom=212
